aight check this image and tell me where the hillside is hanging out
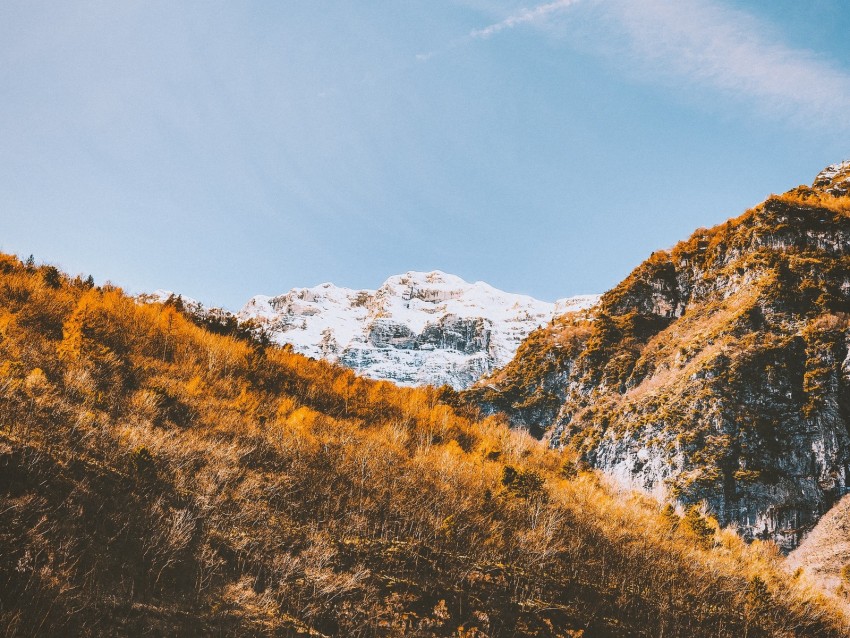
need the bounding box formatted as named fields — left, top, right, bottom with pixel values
left=1, top=254, right=847, bottom=636
left=235, top=271, right=598, bottom=390
left=788, top=493, right=850, bottom=605
left=466, top=161, right=850, bottom=551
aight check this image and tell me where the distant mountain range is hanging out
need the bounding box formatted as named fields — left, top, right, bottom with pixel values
left=237, top=272, right=598, bottom=389
left=143, top=274, right=598, bottom=390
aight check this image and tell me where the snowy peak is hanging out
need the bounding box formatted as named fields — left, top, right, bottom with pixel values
left=813, top=160, right=850, bottom=196
left=238, top=271, right=598, bottom=389
left=366, top=270, right=559, bottom=333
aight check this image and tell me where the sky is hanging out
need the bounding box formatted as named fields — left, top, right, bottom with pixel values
left=1, top=0, right=849, bottom=310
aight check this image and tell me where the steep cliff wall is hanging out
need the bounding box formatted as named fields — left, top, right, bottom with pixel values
left=467, top=163, right=850, bottom=549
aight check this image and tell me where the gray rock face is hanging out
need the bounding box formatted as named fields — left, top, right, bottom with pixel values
left=418, top=316, right=491, bottom=354
left=583, top=379, right=850, bottom=551
left=368, top=320, right=416, bottom=349
left=364, top=315, right=491, bottom=354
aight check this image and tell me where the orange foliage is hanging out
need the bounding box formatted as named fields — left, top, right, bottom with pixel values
left=0, top=253, right=847, bottom=637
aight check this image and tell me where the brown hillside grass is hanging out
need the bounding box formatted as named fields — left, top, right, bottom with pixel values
left=788, top=494, right=850, bottom=608
left=0, top=253, right=848, bottom=636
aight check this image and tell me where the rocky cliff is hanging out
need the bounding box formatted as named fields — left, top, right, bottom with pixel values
left=237, top=271, right=598, bottom=389
left=467, top=162, right=850, bottom=550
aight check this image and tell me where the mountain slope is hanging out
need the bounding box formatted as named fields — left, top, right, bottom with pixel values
left=788, top=493, right=850, bottom=606
left=466, top=162, right=850, bottom=550
left=2, top=254, right=847, bottom=636
left=237, top=271, right=598, bottom=389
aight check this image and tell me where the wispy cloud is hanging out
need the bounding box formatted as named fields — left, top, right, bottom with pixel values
left=601, top=0, right=850, bottom=124
left=415, top=0, right=582, bottom=63
left=469, top=0, right=582, bottom=39
left=430, top=0, right=850, bottom=128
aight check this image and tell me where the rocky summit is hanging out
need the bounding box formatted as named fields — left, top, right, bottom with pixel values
left=814, top=160, right=850, bottom=197
left=466, top=162, right=850, bottom=550
left=237, top=271, right=598, bottom=390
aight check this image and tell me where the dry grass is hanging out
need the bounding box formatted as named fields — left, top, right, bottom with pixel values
left=788, top=494, right=850, bottom=609
left=0, top=253, right=848, bottom=636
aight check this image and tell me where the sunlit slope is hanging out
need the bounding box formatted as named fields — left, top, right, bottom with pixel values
left=0, top=254, right=847, bottom=636
left=789, top=493, right=850, bottom=608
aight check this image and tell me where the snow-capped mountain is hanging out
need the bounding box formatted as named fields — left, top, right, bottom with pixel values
left=813, top=160, right=850, bottom=196
left=238, top=271, right=598, bottom=389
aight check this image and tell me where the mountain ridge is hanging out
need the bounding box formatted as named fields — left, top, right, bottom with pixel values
left=147, top=271, right=599, bottom=390
left=237, top=270, right=599, bottom=390
left=465, top=160, right=850, bottom=550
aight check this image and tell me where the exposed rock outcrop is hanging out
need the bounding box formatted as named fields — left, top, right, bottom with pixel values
left=467, top=162, right=850, bottom=550
left=814, top=160, right=850, bottom=197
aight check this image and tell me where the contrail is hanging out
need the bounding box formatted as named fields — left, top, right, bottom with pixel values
left=469, top=0, right=583, bottom=39
left=416, top=0, right=582, bottom=62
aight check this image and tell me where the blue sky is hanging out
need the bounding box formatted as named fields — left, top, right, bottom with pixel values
left=1, top=0, right=849, bottom=309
